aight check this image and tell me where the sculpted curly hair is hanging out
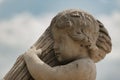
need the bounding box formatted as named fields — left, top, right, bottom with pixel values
left=50, top=9, right=112, bottom=63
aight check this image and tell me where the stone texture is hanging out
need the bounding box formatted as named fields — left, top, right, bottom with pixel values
left=4, top=9, right=112, bottom=80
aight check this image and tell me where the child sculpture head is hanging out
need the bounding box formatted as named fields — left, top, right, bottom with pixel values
left=50, top=9, right=112, bottom=63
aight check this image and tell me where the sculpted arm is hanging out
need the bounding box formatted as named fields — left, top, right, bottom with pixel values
left=24, top=48, right=96, bottom=80
left=24, top=47, right=57, bottom=80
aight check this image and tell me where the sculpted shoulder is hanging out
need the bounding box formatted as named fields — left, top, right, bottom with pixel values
left=71, top=58, right=96, bottom=73
left=71, top=58, right=96, bottom=80
left=54, top=58, right=96, bottom=80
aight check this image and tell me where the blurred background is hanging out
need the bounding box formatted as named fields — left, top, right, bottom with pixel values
left=0, top=0, right=120, bottom=80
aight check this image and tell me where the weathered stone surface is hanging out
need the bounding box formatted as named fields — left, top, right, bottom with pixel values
left=4, top=9, right=112, bottom=80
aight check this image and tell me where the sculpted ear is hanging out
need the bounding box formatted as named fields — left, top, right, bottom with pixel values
left=90, top=20, right=112, bottom=63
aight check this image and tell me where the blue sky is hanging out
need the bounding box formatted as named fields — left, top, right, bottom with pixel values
left=0, top=0, right=120, bottom=19
left=0, top=0, right=120, bottom=80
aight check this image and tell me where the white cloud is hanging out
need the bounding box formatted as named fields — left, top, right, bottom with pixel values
left=0, top=12, right=55, bottom=47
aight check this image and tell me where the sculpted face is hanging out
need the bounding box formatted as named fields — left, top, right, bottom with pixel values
left=52, top=27, right=88, bottom=63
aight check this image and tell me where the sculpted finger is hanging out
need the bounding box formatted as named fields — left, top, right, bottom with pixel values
left=30, top=46, right=36, bottom=50
left=36, top=49, right=42, bottom=55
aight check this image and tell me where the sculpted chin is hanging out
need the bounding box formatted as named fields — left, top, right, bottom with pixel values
left=24, top=9, right=112, bottom=80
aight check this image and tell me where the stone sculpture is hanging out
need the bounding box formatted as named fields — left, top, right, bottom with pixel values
left=4, top=9, right=112, bottom=80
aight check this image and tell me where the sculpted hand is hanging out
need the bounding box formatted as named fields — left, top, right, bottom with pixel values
left=24, top=46, right=42, bottom=57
